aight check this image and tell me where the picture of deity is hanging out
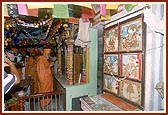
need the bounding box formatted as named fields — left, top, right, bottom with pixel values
left=120, top=17, right=142, bottom=51
left=104, top=74, right=118, bottom=94
left=104, top=54, right=118, bottom=75
left=121, top=53, right=142, bottom=80
left=120, top=79, right=141, bottom=105
left=104, top=26, right=118, bottom=52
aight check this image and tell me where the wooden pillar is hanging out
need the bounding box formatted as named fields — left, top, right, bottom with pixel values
left=66, top=39, right=74, bottom=85
left=85, top=48, right=90, bottom=83
left=19, top=97, right=24, bottom=111
left=57, top=45, right=62, bottom=76
left=81, top=47, right=87, bottom=83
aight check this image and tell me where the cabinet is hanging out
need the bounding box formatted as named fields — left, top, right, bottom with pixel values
left=54, top=28, right=98, bottom=111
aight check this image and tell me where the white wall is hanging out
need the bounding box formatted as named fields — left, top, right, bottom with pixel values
left=144, top=4, right=165, bottom=111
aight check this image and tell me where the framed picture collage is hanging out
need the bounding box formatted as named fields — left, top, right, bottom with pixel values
left=103, top=14, right=146, bottom=109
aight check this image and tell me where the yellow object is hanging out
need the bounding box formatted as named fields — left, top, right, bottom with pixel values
left=101, top=15, right=111, bottom=20
left=27, top=3, right=54, bottom=9
left=101, top=9, right=111, bottom=20
left=106, top=4, right=118, bottom=9
left=74, top=4, right=92, bottom=9
left=86, top=48, right=90, bottom=83
left=4, top=4, right=9, bottom=17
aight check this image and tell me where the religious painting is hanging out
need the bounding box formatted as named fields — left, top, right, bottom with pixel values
left=119, top=79, right=141, bottom=106
left=119, top=16, right=143, bottom=51
left=120, top=53, right=142, bottom=81
left=104, top=25, right=118, bottom=52
left=103, top=74, right=118, bottom=94
left=104, top=54, right=118, bottom=76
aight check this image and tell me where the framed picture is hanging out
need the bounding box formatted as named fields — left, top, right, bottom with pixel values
left=104, top=54, right=118, bottom=76
left=119, top=79, right=142, bottom=106
left=120, top=53, right=142, bottom=81
left=119, top=16, right=143, bottom=51
left=104, top=25, right=118, bottom=52
left=103, top=74, right=118, bottom=94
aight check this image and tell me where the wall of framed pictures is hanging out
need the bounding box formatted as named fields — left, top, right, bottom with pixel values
left=103, top=14, right=146, bottom=110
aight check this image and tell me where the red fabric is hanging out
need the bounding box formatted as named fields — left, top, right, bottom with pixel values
left=27, top=9, right=38, bottom=17
left=69, top=17, right=79, bottom=24
left=81, top=7, right=94, bottom=18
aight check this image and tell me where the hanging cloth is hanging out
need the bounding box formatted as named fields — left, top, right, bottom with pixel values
left=7, top=4, right=19, bottom=18
left=18, top=4, right=28, bottom=15
left=68, top=4, right=82, bottom=18
left=4, top=4, right=9, bottom=17
left=75, top=18, right=91, bottom=48
left=27, top=8, right=38, bottom=17
left=27, top=3, right=54, bottom=9
left=100, top=4, right=106, bottom=16
left=143, top=8, right=164, bottom=35
left=106, top=4, right=118, bottom=9
left=38, top=8, right=53, bottom=19
left=101, top=9, right=111, bottom=20
left=81, top=6, right=94, bottom=18
left=53, top=4, right=69, bottom=18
